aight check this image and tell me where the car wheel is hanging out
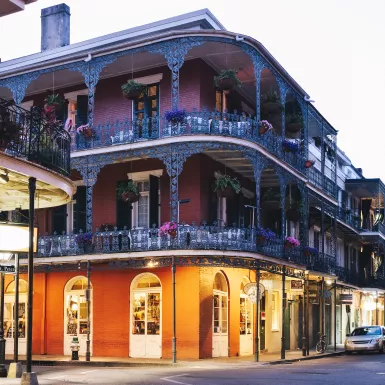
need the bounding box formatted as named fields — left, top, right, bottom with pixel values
left=382, top=343, right=385, bottom=354
left=345, top=351, right=352, bottom=355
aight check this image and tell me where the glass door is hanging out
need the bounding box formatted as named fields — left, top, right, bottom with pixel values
left=239, top=296, right=253, bottom=355
left=4, top=301, right=27, bottom=355
left=213, top=292, right=228, bottom=357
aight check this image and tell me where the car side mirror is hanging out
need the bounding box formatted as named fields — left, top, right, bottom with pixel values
left=346, top=334, right=351, bottom=337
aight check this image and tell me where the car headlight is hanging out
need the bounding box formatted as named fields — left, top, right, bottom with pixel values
left=346, top=340, right=352, bottom=345
left=370, top=337, right=381, bottom=344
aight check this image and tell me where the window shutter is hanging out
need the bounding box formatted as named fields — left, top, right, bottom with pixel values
left=76, top=95, right=88, bottom=126
left=52, top=204, right=67, bottom=234
left=149, top=175, right=159, bottom=228
left=75, top=186, right=87, bottom=233
left=55, top=100, right=68, bottom=122
left=116, top=181, right=132, bottom=229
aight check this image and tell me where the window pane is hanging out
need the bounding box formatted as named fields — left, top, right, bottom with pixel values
left=4, top=303, right=12, bottom=338
left=137, top=101, right=145, bottom=111
left=133, top=292, right=145, bottom=334
left=18, top=303, right=26, bottom=338
left=66, top=295, right=78, bottom=334
left=138, top=195, right=149, bottom=227
left=151, top=100, right=157, bottom=108
left=148, top=86, right=157, bottom=96
left=147, top=293, right=160, bottom=335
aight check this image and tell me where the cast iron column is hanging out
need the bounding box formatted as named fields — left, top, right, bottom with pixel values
left=172, top=256, right=177, bottom=363
left=321, top=278, right=325, bottom=338
left=281, top=267, right=286, bottom=360
left=26, top=176, right=36, bottom=373
left=302, top=275, right=306, bottom=356
left=14, top=253, right=19, bottom=362
left=0, top=271, right=6, bottom=377
left=334, top=279, right=337, bottom=352
left=86, top=260, right=91, bottom=361
left=255, top=268, right=260, bottom=362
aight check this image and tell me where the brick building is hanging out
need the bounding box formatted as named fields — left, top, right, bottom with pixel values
left=0, top=4, right=384, bottom=361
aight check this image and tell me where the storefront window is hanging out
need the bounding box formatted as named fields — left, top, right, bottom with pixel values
left=213, top=272, right=228, bottom=335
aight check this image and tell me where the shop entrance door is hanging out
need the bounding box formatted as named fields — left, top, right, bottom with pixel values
left=64, top=277, right=92, bottom=356
left=213, top=272, right=229, bottom=357
left=239, top=295, right=253, bottom=355
left=130, top=274, right=162, bottom=358
left=4, top=280, right=28, bottom=355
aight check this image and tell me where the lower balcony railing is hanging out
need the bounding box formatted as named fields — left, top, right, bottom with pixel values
left=336, top=266, right=385, bottom=288
left=71, top=110, right=306, bottom=174
left=308, top=167, right=337, bottom=198
left=337, top=207, right=360, bottom=230
left=35, top=225, right=338, bottom=274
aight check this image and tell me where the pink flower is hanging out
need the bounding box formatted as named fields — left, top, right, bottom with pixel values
left=285, top=236, right=300, bottom=247
left=159, top=222, right=177, bottom=236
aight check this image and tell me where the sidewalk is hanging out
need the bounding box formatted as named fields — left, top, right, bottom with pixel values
left=4, top=346, right=345, bottom=368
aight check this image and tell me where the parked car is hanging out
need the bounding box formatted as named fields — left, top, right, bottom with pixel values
left=345, top=325, right=385, bottom=354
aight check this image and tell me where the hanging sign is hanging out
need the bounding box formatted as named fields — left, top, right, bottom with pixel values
left=340, top=293, right=353, bottom=304
left=0, top=265, right=15, bottom=273
left=290, top=280, right=303, bottom=291
left=244, top=282, right=265, bottom=303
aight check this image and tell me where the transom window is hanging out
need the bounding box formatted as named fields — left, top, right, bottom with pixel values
left=6, top=280, right=28, bottom=294
left=135, top=274, right=161, bottom=289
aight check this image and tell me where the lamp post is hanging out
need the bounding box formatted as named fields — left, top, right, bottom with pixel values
left=0, top=252, right=13, bottom=377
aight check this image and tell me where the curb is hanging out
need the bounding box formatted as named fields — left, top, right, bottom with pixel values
left=268, top=351, right=345, bottom=365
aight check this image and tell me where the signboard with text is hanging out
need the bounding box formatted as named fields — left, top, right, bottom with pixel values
left=0, top=224, right=38, bottom=253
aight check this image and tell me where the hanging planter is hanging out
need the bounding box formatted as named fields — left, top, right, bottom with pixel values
left=214, top=69, right=242, bottom=91
left=304, top=246, right=318, bottom=257
left=286, top=112, right=303, bottom=133
left=159, top=222, right=177, bottom=237
left=284, top=236, right=300, bottom=250
left=261, top=91, right=282, bottom=114
left=44, top=93, right=65, bottom=109
left=116, top=180, right=139, bottom=203
left=213, top=171, right=241, bottom=198
left=258, top=120, right=273, bottom=135
left=165, top=109, right=186, bottom=124
left=305, top=159, right=315, bottom=168
left=121, top=80, right=147, bottom=100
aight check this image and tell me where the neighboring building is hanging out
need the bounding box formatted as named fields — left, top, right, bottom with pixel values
left=0, top=4, right=383, bottom=360
left=0, top=0, right=37, bottom=17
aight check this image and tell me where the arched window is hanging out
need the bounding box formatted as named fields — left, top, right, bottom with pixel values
left=213, top=271, right=228, bottom=292
left=5, top=279, right=28, bottom=294
left=134, top=274, right=161, bottom=289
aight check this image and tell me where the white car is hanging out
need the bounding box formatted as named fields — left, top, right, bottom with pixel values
left=345, top=325, right=385, bottom=354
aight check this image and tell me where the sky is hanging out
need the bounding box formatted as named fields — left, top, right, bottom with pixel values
left=0, top=0, right=384, bottom=179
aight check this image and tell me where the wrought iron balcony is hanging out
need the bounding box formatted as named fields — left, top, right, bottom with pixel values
left=71, top=110, right=306, bottom=174
left=336, top=207, right=360, bottom=230
left=308, top=166, right=337, bottom=198
left=336, top=266, right=385, bottom=289
left=36, top=224, right=308, bottom=265
left=0, top=99, right=71, bottom=176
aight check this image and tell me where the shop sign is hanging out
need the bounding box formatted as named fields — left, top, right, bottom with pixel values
left=290, top=280, right=303, bottom=291
left=0, top=265, right=14, bottom=273
left=261, top=311, right=266, bottom=320
left=308, top=290, right=319, bottom=304
left=340, top=293, right=353, bottom=304
left=244, top=282, right=265, bottom=303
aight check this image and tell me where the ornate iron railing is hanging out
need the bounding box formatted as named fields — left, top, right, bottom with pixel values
left=0, top=100, right=71, bottom=176
left=336, top=266, right=385, bottom=289
left=336, top=207, right=360, bottom=230
left=71, top=110, right=306, bottom=174
left=36, top=225, right=307, bottom=265
left=308, top=167, right=337, bottom=198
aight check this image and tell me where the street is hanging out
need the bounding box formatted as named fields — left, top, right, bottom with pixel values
left=3, top=353, right=385, bottom=385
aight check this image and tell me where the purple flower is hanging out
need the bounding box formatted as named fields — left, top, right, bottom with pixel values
left=256, top=228, right=276, bottom=241
left=75, top=232, right=93, bottom=245
left=165, top=109, right=186, bottom=124
left=282, top=139, right=300, bottom=153
left=304, top=246, right=318, bottom=255
left=159, top=222, right=177, bottom=236
left=285, top=236, right=300, bottom=247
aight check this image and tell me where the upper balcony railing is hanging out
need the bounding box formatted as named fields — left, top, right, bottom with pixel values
left=336, top=265, right=385, bottom=289
left=308, top=167, right=337, bottom=198
left=35, top=223, right=336, bottom=275
left=71, top=110, right=306, bottom=174
left=336, top=207, right=360, bottom=231
left=0, top=99, right=71, bottom=176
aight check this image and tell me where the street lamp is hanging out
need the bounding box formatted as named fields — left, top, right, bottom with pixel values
left=0, top=252, right=13, bottom=377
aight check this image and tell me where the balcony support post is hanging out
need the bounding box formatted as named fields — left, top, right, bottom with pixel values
left=280, top=180, right=287, bottom=240
left=249, top=154, right=267, bottom=229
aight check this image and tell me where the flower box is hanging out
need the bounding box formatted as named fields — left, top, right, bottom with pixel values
left=159, top=222, right=177, bottom=237
left=258, top=120, right=273, bottom=135
left=282, top=139, right=300, bottom=153
left=285, top=236, right=300, bottom=249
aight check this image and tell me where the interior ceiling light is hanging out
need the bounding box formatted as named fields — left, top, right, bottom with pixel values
left=0, top=171, right=9, bottom=184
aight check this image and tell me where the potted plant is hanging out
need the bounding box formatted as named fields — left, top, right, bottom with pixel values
left=75, top=232, right=93, bottom=252
left=44, top=93, right=65, bottom=109
left=261, top=91, right=282, bottom=114
left=304, top=246, right=318, bottom=257
left=214, top=69, right=242, bottom=91
left=258, top=120, right=273, bottom=135
left=121, top=80, right=147, bottom=100
left=286, top=112, right=303, bottom=133
left=159, top=222, right=178, bottom=238
left=116, top=180, right=139, bottom=203
left=305, top=159, right=315, bottom=168
left=77, top=124, right=95, bottom=139
left=256, top=227, right=276, bottom=246
left=164, top=109, right=186, bottom=125
left=285, top=236, right=300, bottom=249
left=213, top=171, right=241, bottom=198
left=282, top=139, right=300, bottom=153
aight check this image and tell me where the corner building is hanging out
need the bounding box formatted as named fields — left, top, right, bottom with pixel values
left=0, top=4, right=384, bottom=360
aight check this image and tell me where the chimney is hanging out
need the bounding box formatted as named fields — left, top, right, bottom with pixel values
left=41, top=4, right=70, bottom=52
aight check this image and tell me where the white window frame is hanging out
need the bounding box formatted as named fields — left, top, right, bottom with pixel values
left=271, top=291, right=280, bottom=331
left=129, top=170, right=163, bottom=228
left=64, top=89, right=88, bottom=127
left=66, top=180, right=85, bottom=233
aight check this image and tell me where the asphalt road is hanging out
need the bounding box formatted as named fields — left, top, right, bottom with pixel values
left=4, top=353, right=385, bottom=385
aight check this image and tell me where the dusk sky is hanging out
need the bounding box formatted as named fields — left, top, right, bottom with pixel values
left=0, top=0, right=384, bottom=179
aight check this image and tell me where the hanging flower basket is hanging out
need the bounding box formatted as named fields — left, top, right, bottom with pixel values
left=256, top=228, right=276, bottom=246
left=285, top=112, right=303, bottom=133
left=159, top=222, right=177, bottom=237
left=258, top=120, right=273, bottom=135
left=117, top=180, right=139, bottom=203
left=77, top=125, right=95, bottom=139
left=285, top=236, right=300, bottom=250
left=286, top=122, right=302, bottom=133
left=44, top=93, right=65, bottom=109
left=213, top=171, right=241, bottom=198
left=261, top=91, right=282, bottom=114
left=305, top=159, right=315, bottom=168
left=214, top=69, right=242, bottom=91
left=304, top=246, right=318, bottom=257
left=121, top=80, right=146, bottom=100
